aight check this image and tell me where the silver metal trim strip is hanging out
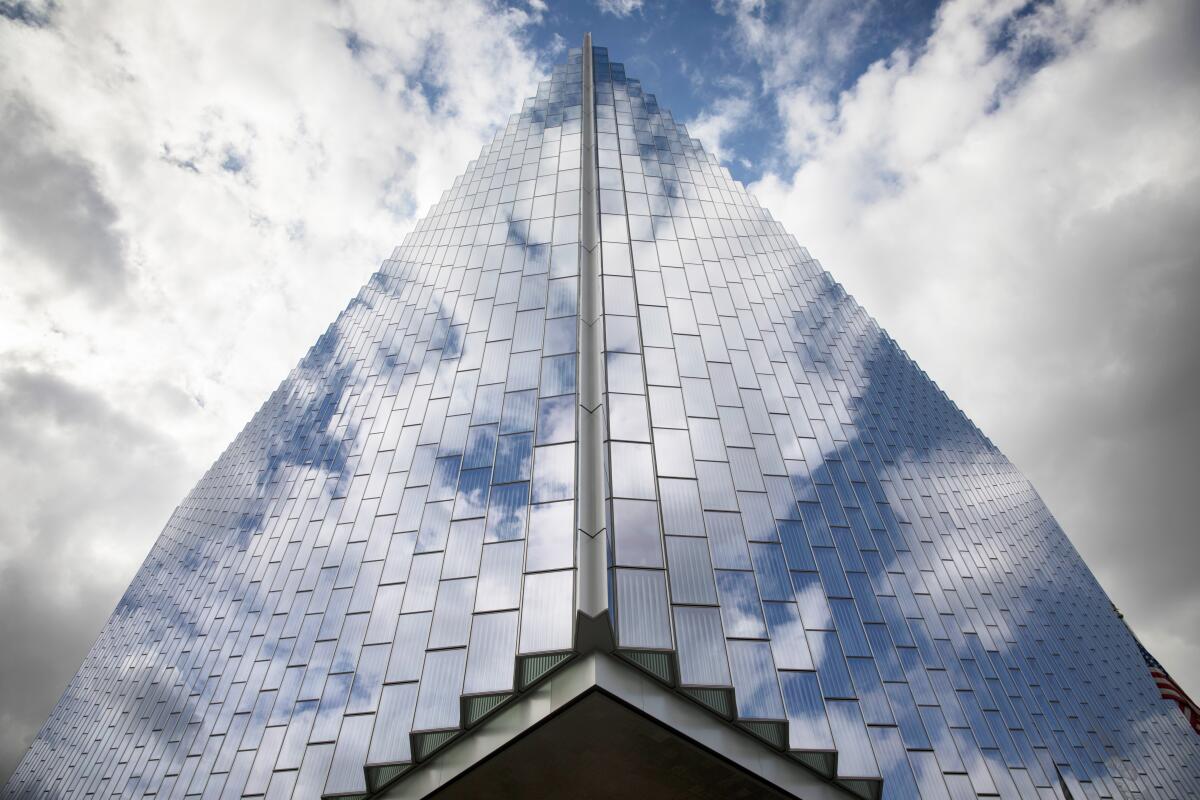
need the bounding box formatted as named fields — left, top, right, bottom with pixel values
left=575, top=32, right=611, bottom=632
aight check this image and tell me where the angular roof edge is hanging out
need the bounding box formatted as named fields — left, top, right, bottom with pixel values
left=372, top=652, right=860, bottom=800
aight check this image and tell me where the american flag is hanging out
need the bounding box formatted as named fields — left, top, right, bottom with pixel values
left=1137, top=639, right=1200, bottom=735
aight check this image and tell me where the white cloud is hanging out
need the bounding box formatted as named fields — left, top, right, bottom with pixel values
left=595, top=0, right=644, bottom=18
left=0, top=0, right=544, bottom=776
left=716, top=0, right=877, bottom=92
left=695, top=0, right=885, bottom=169
left=749, top=0, right=1200, bottom=693
left=685, top=94, right=751, bottom=165
left=0, top=96, right=127, bottom=301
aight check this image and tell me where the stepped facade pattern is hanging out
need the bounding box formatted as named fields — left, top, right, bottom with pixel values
left=4, top=37, right=1199, bottom=800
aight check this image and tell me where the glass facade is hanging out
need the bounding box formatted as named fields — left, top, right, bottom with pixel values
left=4, top=37, right=1198, bottom=800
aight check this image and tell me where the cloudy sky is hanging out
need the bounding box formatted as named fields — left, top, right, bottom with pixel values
left=0, top=0, right=1197, bottom=779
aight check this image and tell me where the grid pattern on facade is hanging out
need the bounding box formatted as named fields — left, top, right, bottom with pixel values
left=589, top=44, right=1200, bottom=800
left=4, top=38, right=1200, bottom=800
left=2, top=48, right=586, bottom=800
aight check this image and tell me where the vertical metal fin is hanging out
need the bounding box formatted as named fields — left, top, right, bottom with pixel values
left=575, top=32, right=612, bottom=646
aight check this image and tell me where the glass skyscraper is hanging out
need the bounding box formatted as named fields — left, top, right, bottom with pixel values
left=4, top=36, right=1198, bottom=800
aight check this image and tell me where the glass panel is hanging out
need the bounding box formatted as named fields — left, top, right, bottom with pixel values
left=811, top=630, right=855, bottom=698
left=779, top=671, right=834, bottom=751
left=500, top=389, right=537, bottom=434
left=531, top=443, right=574, bottom=502
left=245, top=728, right=286, bottom=795
left=727, top=640, right=785, bottom=719
left=609, top=442, right=656, bottom=499
left=762, top=602, right=814, bottom=670
left=542, top=315, right=576, bottom=356
left=525, top=500, right=575, bottom=572
left=293, top=743, right=335, bottom=799
left=608, top=393, right=651, bottom=442
left=367, top=683, right=418, bottom=765
left=606, top=352, right=644, bottom=394
left=830, top=598, right=872, bottom=657
left=613, top=499, right=663, bottom=568
left=539, top=354, right=576, bottom=397
left=615, top=569, right=672, bottom=649
left=826, top=700, right=880, bottom=779
left=518, top=570, right=574, bottom=654
left=324, top=714, right=373, bottom=795
left=663, top=536, right=716, bottom=604
left=792, top=570, right=834, bottom=630
left=674, top=606, right=731, bottom=687
left=536, top=394, right=575, bottom=444
left=705, top=512, right=751, bottom=569
left=485, top=482, right=529, bottom=542
left=346, top=644, right=390, bottom=714
left=311, top=673, right=354, bottom=742
left=884, top=681, right=928, bottom=746
left=443, top=519, right=485, bottom=579
left=606, top=315, right=641, bottom=353
left=412, top=648, right=467, bottom=731
left=276, top=700, right=318, bottom=770
left=658, top=478, right=704, bottom=535
left=453, top=467, right=491, bottom=520
left=648, top=386, right=687, bottom=428
left=777, top=520, right=817, bottom=572
left=714, top=570, right=767, bottom=639
left=365, top=584, right=405, bottom=645
left=475, top=541, right=525, bottom=612
left=652, top=428, right=695, bottom=478
left=429, top=578, right=477, bottom=649
left=688, top=417, right=726, bottom=461
left=494, top=433, right=533, bottom=484
left=400, top=552, right=443, bottom=613
left=463, top=611, right=519, bottom=695
left=415, top=501, right=453, bottom=552
left=695, top=461, right=738, bottom=511
left=749, top=543, right=792, bottom=601
left=385, top=613, right=431, bottom=683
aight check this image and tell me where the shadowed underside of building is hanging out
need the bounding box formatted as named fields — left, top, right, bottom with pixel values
left=4, top=35, right=1199, bottom=800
